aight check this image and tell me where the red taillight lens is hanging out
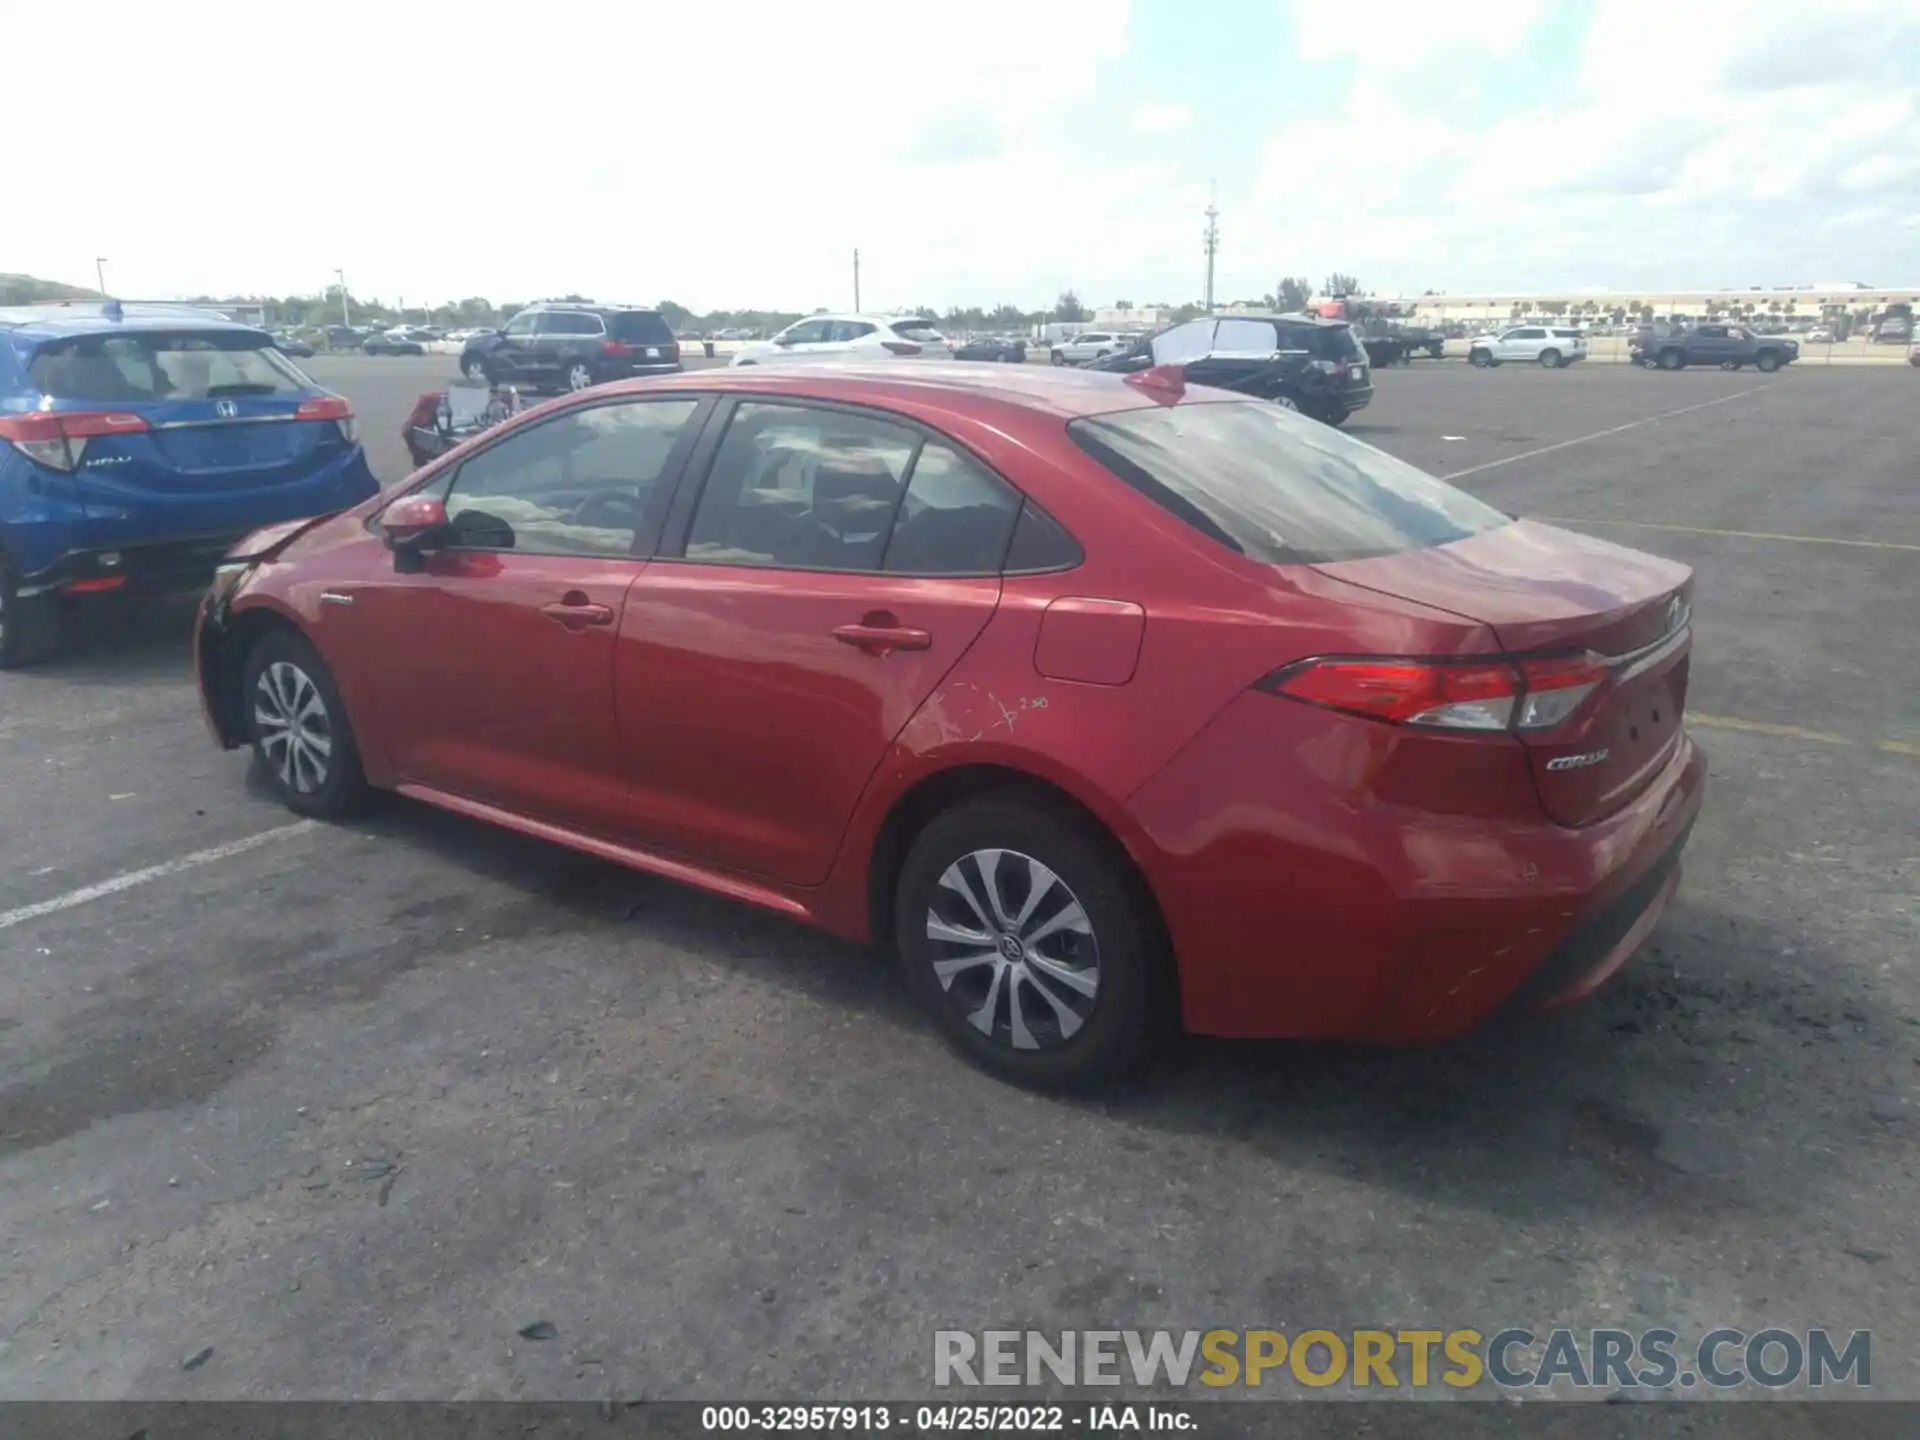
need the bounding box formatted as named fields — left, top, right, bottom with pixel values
left=881, top=340, right=923, bottom=356
left=601, top=340, right=636, bottom=357
left=296, top=394, right=359, bottom=446
left=0, top=410, right=149, bottom=471
left=1260, top=654, right=1605, bottom=732
left=65, top=574, right=129, bottom=594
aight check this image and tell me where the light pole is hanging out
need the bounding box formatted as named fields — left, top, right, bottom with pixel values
left=334, top=269, right=351, bottom=328
left=853, top=249, right=861, bottom=312
left=95, top=257, right=109, bottom=296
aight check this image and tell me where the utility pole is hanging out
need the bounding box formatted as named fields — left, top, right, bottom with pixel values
left=853, top=249, right=861, bottom=312
left=94, top=257, right=109, bottom=296
left=334, top=268, right=350, bottom=328
left=1203, top=184, right=1220, bottom=314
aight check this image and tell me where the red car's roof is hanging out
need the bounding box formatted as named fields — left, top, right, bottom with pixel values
left=590, top=362, right=1193, bottom=422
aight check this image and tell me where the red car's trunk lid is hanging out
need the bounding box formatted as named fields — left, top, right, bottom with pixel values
left=1313, top=520, right=1694, bottom=827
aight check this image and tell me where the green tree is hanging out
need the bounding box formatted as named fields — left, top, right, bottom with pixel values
left=1114, top=298, right=1133, bottom=311
left=1323, top=273, right=1361, bottom=299
left=1277, top=277, right=1312, bottom=311
left=1054, top=289, right=1089, bottom=322
left=655, top=300, right=694, bottom=329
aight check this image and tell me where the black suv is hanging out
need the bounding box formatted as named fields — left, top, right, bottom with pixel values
left=460, top=305, right=682, bottom=392
left=1087, top=314, right=1373, bottom=425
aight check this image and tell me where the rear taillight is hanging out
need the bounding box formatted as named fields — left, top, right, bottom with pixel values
left=602, top=340, right=636, bottom=357
left=0, top=410, right=148, bottom=471
left=1258, top=654, right=1606, bottom=732
left=881, top=340, right=923, bottom=356
left=296, top=394, right=359, bottom=446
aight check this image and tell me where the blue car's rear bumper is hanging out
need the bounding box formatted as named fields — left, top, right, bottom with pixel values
left=3, top=446, right=377, bottom=593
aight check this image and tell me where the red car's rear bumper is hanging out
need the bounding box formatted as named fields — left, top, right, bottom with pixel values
left=1124, top=694, right=1708, bottom=1042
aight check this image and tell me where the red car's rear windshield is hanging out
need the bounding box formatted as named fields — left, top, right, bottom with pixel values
left=1068, top=398, right=1512, bottom=565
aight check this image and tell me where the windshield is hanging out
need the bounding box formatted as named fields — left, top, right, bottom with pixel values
left=1068, top=399, right=1512, bottom=565
left=28, top=332, right=309, bottom=402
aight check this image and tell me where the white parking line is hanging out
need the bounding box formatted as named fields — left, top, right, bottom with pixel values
left=0, top=822, right=317, bottom=932
left=1443, top=385, right=1774, bottom=480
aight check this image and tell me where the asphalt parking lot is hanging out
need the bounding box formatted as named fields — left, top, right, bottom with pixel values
left=1, top=356, right=1915, bottom=1406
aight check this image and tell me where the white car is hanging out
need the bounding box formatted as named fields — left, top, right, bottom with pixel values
left=1467, top=325, right=1589, bottom=368
left=1049, top=331, right=1128, bottom=365
left=730, top=314, right=951, bottom=366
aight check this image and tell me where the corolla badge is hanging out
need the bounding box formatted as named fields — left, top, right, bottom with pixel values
left=1546, top=749, right=1611, bottom=772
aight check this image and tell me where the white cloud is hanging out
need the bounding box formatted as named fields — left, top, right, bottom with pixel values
left=1243, top=0, right=1920, bottom=295
left=9, top=0, right=1136, bottom=311
left=1131, top=101, right=1193, bottom=135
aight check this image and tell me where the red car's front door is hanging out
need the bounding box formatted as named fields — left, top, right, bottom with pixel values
left=612, top=398, right=1022, bottom=885
left=352, top=549, right=642, bottom=836
left=338, top=394, right=707, bottom=837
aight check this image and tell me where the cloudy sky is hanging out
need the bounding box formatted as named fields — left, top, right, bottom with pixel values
left=11, top=0, right=1917, bottom=311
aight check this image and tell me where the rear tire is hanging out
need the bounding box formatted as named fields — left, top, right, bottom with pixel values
left=894, top=796, right=1172, bottom=1092
left=0, top=552, right=65, bottom=670
left=1539, top=348, right=1561, bottom=368
left=241, top=629, right=369, bottom=820
left=462, top=355, right=491, bottom=383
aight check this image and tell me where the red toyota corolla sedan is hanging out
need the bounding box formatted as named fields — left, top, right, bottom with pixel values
left=194, top=363, right=1705, bottom=1089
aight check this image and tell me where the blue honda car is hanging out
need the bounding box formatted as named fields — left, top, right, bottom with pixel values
left=0, top=302, right=378, bottom=666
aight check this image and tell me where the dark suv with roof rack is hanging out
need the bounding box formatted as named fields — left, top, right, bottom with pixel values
left=1087, top=313, right=1373, bottom=426
left=458, top=305, right=682, bottom=393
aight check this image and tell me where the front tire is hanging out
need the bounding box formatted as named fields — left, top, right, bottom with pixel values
left=1469, top=349, right=1492, bottom=368
left=1539, top=348, right=1562, bottom=368
left=894, top=796, right=1171, bottom=1092
left=462, top=354, right=492, bottom=383
left=1755, top=351, right=1782, bottom=373
left=0, top=552, right=65, bottom=670
left=1658, top=348, right=1686, bottom=370
left=1050, top=349, right=1066, bottom=366
left=242, top=630, right=368, bottom=819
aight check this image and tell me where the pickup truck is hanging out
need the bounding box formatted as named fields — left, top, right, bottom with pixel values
left=1630, top=323, right=1798, bottom=372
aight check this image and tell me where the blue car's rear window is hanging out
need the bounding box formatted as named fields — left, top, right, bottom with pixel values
left=28, top=331, right=308, bottom=403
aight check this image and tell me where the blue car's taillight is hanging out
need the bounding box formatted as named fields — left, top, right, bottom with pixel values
left=0, top=410, right=149, bottom=471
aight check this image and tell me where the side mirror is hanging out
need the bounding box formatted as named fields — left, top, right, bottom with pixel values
left=772, top=334, right=795, bottom=347
left=380, top=494, right=449, bottom=550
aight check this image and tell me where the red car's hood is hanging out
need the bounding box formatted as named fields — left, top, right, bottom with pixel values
left=1310, top=518, right=1690, bottom=656
left=224, top=512, right=339, bottom=564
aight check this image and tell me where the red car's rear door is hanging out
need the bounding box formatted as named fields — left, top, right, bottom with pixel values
left=614, top=398, right=1021, bottom=885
